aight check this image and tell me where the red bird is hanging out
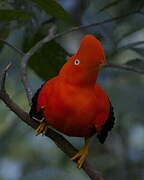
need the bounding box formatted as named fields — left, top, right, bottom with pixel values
left=30, top=35, right=115, bottom=168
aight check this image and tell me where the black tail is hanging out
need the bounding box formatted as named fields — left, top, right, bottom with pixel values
left=97, top=104, right=115, bottom=144
left=29, top=83, right=45, bottom=120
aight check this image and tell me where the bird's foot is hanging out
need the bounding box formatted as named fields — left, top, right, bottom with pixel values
left=70, top=145, right=88, bottom=168
left=35, top=121, right=49, bottom=136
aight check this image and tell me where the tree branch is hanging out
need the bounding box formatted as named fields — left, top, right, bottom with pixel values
left=53, top=10, right=139, bottom=39
left=20, top=26, right=56, bottom=105
left=0, top=65, right=104, bottom=180
left=103, top=63, right=144, bottom=74
left=117, top=41, right=144, bottom=51
left=0, top=63, right=12, bottom=91
left=0, top=38, right=24, bottom=56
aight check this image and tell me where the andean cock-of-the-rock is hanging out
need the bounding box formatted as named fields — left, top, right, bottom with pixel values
left=29, top=35, right=115, bottom=168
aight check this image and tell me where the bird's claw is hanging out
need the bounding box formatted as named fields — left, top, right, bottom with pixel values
left=35, top=121, right=49, bottom=136
left=70, top=146, right=88, bottom=168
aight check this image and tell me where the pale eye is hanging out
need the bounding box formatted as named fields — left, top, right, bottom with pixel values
left=74, top=59, right=80, bottom=65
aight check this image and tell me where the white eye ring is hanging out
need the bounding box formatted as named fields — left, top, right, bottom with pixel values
left=74, top=59, right=80, bottom=65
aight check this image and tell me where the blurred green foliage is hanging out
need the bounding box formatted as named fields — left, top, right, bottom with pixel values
left=31, top=0, right=71, bottom=23
left=0, top=0, right=144, bottom=180
left=0, top=9, right=30, bottom=22
left=23, top=28, right=68, bottom=80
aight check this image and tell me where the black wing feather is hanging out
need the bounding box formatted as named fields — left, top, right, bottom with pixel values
left=29, top=83, right=45, bottom=120
left=97, top=104, right=115, bottom=144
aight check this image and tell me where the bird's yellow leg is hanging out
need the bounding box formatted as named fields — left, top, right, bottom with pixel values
left=70, top=138, right=91, bottom=168
left=35, top=121, right=49, bottom=136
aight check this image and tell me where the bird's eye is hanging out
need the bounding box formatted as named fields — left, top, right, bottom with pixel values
left=74, top=59, right=80, bottom=65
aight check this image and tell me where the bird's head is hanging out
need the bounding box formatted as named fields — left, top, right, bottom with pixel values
left=59, top=35, right=105, bottom=86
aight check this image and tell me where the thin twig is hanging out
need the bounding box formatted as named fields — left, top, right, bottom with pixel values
left=0, top=63, right=12, bottom=91
left=21, top=26, right=56, bottom=105
left=117, top=41, right=144, bottom=51
left=52, top=10, right=138, bottom=40
left=0, top=38, right=24, bottom=56
left=103, top=63, right=144, bottom=74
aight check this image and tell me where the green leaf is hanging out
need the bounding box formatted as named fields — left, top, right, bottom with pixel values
left=29, top=40, right=68, bottom=80
left=0, top=9, right=30, bottom=22
left=0, top=1, right=12, bottom=9
left=23, top=29, right=68, bottom=80
left=31, top=0, right=70, bottom=23
left=99, top=0, right=120, bottom=12
left=0, top=26, right=10, bottom=51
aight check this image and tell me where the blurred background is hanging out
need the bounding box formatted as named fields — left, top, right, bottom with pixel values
left=0, top=0, right=144, bottom=179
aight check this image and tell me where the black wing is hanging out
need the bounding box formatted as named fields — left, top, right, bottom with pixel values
left=97, top=104, right=115, bottom=144
left=29, top=83, right=45, bottom=120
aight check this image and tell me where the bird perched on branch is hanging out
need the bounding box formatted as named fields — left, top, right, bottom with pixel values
left=29, top=35, right=115, bottom=168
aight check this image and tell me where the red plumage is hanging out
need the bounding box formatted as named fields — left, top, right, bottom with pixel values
left=29, top=35, right=115, bottom=168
